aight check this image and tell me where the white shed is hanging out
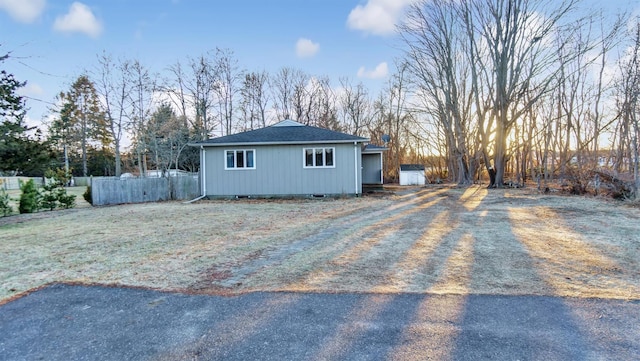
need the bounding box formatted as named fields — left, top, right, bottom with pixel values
left=399, top=164, right=426, bottom=186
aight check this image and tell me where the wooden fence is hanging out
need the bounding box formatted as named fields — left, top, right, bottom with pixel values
left=73, top=177, right=92, bottom=187
left=1, top=176, right=90, bottom=189
left=91, top=176, right=200, bottom=206
left=1, top=177, right=44, bottom=190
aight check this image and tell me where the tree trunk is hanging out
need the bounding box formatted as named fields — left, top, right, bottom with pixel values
left=488, top=167, right=496, bottom=188
left=64, top=145, right=70, bottom=175
left=114, top=139, right=121, bottom=177
left=82, top=114, right=88, bottom=177
left=634, top=135, right=639, bottom=199
left=493, top=118, right=508, bottom=187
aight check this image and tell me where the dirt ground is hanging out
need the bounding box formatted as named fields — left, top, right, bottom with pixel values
left=1, top=185, right=639, bottom=303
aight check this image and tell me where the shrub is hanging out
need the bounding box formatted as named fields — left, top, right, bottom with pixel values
left=19, top=179, right=40, bottom=214
left=83, top=185, right=92, bottom=205
left=0, top=187, right=12, bottom=216
left=41, top=181, right=59, bottom=211
left=40, top=169, right=76, bottom=211
left=58, top=188, right=76, bottom=209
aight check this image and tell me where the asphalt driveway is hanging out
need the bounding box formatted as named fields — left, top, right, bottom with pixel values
left=0, top=284, right=638, bottom=360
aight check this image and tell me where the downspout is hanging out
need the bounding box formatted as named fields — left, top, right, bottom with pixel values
left=201, top=146, right=206, bottom=196
left=354, top=142, right=359, bottom=195
left=184, top=145, right=206, bottom=203
left=379, top=151, right=384, bottom=184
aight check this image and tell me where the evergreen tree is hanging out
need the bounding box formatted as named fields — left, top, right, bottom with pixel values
left=18, top=179, right=40, bottom=214
left=41, top=168, right=76, bottom=210
left=0, top=181, right=11, bottom=216
left=144, top=103, right=191, bottom=174
left=1, top=53, right=55, bottom=176
left=51, top=75, right=111, bottom=177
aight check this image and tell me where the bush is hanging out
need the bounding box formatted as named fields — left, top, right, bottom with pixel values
left=83, top=185, right=92, bottom=205
left=40, top=182, right=59, bottom=211
left=58, top=188, right=76, bottom=209
left=19, top=179, right=40, bottom=214
left=0, top=187, right=12, bottom=216
left=40, top=169, right=76, bottom=211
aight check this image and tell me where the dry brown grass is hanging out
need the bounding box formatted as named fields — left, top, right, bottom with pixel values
left=1, top=185, right=639, bottom=303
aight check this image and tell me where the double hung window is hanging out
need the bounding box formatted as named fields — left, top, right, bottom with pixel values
left=304, top=147, right=334, bottom=168
left=225, top=149, right=255, bottom=169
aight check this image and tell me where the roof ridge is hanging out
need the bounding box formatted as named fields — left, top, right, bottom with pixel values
left=272, top=119, right=303, bottom=127
left=190, top=122, right=369, bottom=146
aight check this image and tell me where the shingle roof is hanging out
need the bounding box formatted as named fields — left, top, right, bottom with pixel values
left=400, top=164, right=425, bottom=171
left=190, top=120, right=369, bottom=146
left=363, top=144, right=388, bottom=153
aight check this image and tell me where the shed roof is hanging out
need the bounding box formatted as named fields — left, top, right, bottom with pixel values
left=400, top=164, right=425, bottom=171
left=362, top=144, right=388, bottom=153
left=190, top=120, right=368, bottom=147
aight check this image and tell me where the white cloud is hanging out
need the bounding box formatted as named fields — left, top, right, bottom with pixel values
left=296, top=38, right=320, bottom=58
left=357, top=62, right=388, bottom=79
left=19, top=82, right=44, bottom=96
left=347, top=0, right=417, bottom=36
left=53, top=2, right=102, bottom=38
left=0, top=0, right=45, bottom=23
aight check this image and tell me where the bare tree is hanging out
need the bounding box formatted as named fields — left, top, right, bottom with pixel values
left=186, top=54, right=218, bottom=140
left=368, top=62, right=412, bottom=182
left=164, top=60, right=189, bottom=122
left=400, top=0, right=475, bottom=184
left=270, top=67, right=307, bottom=121
left=308, top=76, right=339, bottom=130
left=239, top=70, right=270, bottom=130
left=162, top=54, right=220, bottom=141
left=338, top=77, right=372, bottom=136
left=94, top=52, right=133, bottom=176
left=128, top=59, right=156, bottom=176
left=290, top=71, right=312, bottom=124
left=614, top=20, right=640, bottom=196
left=213, top=48, right=243, bottom=135
left=462, top=0, right=579, bottom=187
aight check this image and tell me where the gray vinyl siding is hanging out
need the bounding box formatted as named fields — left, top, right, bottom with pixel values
left=203, top=143, right=362, bottom=197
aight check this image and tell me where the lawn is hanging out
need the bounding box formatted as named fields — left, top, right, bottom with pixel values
left=1, top=185, right=638, bottom=304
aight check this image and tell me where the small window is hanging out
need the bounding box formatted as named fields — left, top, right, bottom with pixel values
left=226, top=151, right=234, bottom=168
left=325, top=148, right=333, bottom=166
left=305, top=149, right=314, bottom=167
left=236, top=151, right=244, bottom=168
left=303, top=147, right=335, bottom=168
left=225, top=149, right=256, bottom=170
left=315, top=148, right=324, bottom=166
left=246, top=150, right=254, bottom=168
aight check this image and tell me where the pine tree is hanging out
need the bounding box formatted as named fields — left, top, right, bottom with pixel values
left=1, top=53, right=54, bottom=176
left=51, top=75, right=112, bottom=176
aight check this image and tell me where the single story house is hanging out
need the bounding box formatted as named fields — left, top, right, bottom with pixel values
left=189, top=119, right=385, bottom=198
left=399, top=164, right=426, bottom=186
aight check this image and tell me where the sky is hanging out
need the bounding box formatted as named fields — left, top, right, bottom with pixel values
left=0, top=0, right=638, bottom=130
left=0, top=0, right=415, bottom=127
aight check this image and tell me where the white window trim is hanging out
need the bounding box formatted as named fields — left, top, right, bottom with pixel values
left=303, top=147, right=336, bottom=169
left=224, top=149, right=256, bottom=170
